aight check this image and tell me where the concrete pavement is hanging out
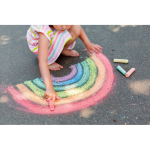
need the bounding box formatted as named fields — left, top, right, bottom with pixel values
left=0, top=25, right=150, bottom=125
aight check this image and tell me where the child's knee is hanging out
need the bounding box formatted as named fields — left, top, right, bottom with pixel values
left=69, top=25, right=81, bottom=37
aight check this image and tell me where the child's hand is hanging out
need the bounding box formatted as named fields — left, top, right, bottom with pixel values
left=44, top=88, right=60, bottom=102
left=86, top=42, right=103, bottom=54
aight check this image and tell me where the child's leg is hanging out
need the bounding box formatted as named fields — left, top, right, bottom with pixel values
left=61, top=25, right=81, bottom=57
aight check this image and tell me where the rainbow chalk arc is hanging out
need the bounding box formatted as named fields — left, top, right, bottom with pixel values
left=7, top=53, right=115, bottom=114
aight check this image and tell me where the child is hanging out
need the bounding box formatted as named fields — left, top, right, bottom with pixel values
left=26, top=25, right=102, bottom=102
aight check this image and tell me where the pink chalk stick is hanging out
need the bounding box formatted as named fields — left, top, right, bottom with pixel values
left=49, top=100, right=55, bottom=111
left=125, top=68, right=135, bottom=77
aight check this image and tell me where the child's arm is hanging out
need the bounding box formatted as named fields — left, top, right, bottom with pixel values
left=38, top=33, right=60, bottom=102
left=79, top=27, right=103, bottom=54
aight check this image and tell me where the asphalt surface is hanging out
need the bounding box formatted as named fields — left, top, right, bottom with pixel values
left=0, top=25, right=150, bottom=125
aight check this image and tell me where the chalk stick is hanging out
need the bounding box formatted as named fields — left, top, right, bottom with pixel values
left=125, top=68, right=135, bottom=77
left=49, top=100, right=55, bottom=111
left=113, top=59, right=128, bottom=63
left=117, top=65, right=127, bottom=75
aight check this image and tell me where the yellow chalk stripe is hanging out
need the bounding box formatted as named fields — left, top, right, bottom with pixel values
left=16, top=84, right=48, bottom=106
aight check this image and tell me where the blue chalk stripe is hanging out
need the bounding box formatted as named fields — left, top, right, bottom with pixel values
left=40, top=62, right=83, bottom=86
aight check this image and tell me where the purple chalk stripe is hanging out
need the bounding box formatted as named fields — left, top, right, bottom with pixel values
left=50, top=65, right=77, bottom=82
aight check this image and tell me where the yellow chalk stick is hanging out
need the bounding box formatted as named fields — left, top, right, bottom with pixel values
left=125, top=68, right=135, bottom=77
left=113, top=59, right=128, bottom=63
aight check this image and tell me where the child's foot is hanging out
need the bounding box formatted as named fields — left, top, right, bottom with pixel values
left=48, top=62, right=63, bottom=71
left=61, top=49, right=79, bottom=57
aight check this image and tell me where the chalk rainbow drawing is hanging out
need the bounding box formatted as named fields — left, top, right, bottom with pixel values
left=7, top=52, right=114, bottom=114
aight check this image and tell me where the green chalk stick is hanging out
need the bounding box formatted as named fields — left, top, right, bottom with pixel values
left=117, top=65, right=126, bottom=75
left=113, top=59, right=128, bottom=63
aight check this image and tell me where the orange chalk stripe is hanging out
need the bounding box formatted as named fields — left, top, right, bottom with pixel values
left=125, top=68, right=135, bottom=77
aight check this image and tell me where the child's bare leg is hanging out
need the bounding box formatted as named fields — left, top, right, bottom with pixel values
left=48, top=62, right=63, bottom=71
left=61, top=25, right=81, bottom=57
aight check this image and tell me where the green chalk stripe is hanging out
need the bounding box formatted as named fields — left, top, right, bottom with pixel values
left=24, top=80, right=45, bottom=97
left=117, top=65, right=126, bottom=75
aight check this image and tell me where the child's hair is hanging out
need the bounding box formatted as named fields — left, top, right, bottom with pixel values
left=49, top=25, right=53, bottom=28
